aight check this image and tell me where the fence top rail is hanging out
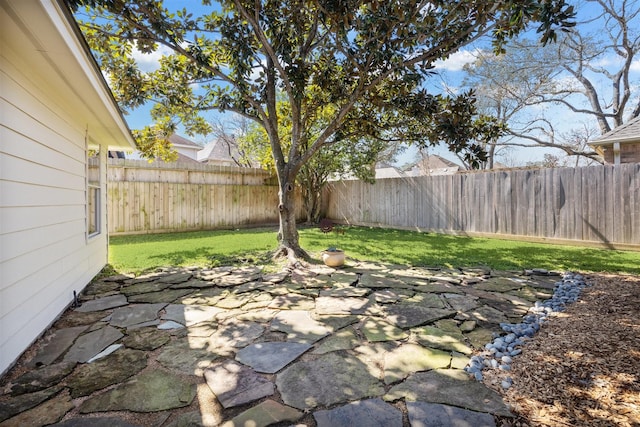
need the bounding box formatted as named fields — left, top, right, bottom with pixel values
left=107, top=158, right=273, bottom=176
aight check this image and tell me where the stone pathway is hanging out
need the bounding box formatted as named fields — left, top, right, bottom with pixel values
left=0, top=262, right=561, bottom=427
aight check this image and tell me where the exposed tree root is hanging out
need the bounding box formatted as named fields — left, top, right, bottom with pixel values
left=271, top=245, right=310, bottom=269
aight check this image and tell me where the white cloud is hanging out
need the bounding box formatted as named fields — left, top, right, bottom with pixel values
left=131, top=44, right=174, bottom=72
left=434, top=49, right=483, bottom=71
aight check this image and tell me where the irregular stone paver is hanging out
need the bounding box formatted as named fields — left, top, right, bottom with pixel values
left=384, top=305, right=456, bottom=329
left=204, top=360, right=274, bottom=408
left=28, top=326, right=88, bottom=367
left=465, top=327, right=495, bottom=349
left=313, top=398, right=402, bottom=427
left=79, top=370, right=196, bottom=413
left=9, top=362, right=76, bottom=396
left=156, top=337, right=221, bottom=375
left=122, top=328, right=171, bottom=350
left=313, top=327, right=360, bottom=354
left=271, top=310, right=332, bottom=343
left=443, top=293, right=480, bottom=312
left=179, top=288, right=227, bottom=306
left=315, top=296, right=370, bottom=315
left=483, top=298, right=530, bottom=319
left=451, top=352, right=470, bottom=370
left=157, top=320, right=185, bottom=330
left=66, top=349, right=147, bottom=398
left=405, top=293, right=446, bottom=308
left=170, top=278, right=215, bottom=289
left=509, top=286, right=553, bottom=302
left=459, top=305, right=508, bottom=327
left=164, top=411, right=206, bottom=427
left=412, top=324, right=472, bottom=355
left=371, top=289, right=401, bottom=303
left=162, top=304, right=223, bottom=326
left=51, top=417, right=141, bottom=427
left=120, top=281, right=173, bottom=296
left=217, top=273, right=261, bottom=287
left=362, top=318, right=408, bottom=342
left=475, top=277, right=523, bottom=292
left=231, top=281, right=268, bottom=294
left=413, top=282, right=464, bottom=294
left=214, top=293, right=255, bottom=309
left=186, top=323, right=218, bottom=337
left=235, top=308, right=276, bottom=323
left=126, top=288, right=193, bottom=304
left=0, top=386, right=63, bottom=422
left=383, top=343, right=451, bottom=384
left=199, top=266, right=233, bottom=280
left=319, top=287, right=369, bottom=298
left=262, top=271, right=289, bottom=284
left=236, top=342, right=311, bottom=373
left=87, top=343, right=123, bottom=362
left=328, top=272, right=359, bottom=286
left=384, top=369, right=511, bottom=416
left=358, top=274, right=412, bottom=289
left=407, top=401, right=496, bottom=427
left=276, top=352, right=384, bottom=410
left=352, top=342, right=394, bottom=379
left=460, top=320, right=477, bottom=332
left=156, top=272, right=193, bottom=284
left=75, top=294, right=128, bottom=312
left=313, top=314, right=359, bottom=331
left=53, top=311, right=109, bottom=329
left=0, top=390, right=74, bottom=427
left=63, top=325, right=124, bottom=363
left=221, top=400, right=302, bottom=427
left=268, top=294, right=315, bottom=310
left=109, top=303, right=167, bottom=328
left=209, top=321, right=264, bottom=349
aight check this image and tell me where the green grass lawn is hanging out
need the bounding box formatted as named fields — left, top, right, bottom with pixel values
left=108, top=226, right=640, bottom=275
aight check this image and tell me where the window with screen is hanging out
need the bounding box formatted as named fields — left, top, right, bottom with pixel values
left=88, top=147, right=101, bottom=237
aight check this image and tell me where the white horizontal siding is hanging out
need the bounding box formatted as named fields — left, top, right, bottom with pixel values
left=0, top=243, right=103, bottom=372
left=0, top=30, right=108, bottom=374
left=0, top=205, right=83, bottom=235
left=0, top=220, right=86, bottom=269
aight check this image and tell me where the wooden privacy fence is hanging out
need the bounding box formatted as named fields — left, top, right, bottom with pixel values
left=325, top=163, right=640, bottom=249
left=106, top=159, right=304, bottom=234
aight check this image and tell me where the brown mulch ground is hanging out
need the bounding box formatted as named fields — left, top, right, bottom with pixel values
left=484, top=274, right=640, bottom=427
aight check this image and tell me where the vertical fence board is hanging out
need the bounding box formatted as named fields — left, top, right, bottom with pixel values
left=107, top=161, right=639, bottom=247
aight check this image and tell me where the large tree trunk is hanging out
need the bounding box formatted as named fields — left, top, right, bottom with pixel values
left=274, top=173, right=308, bottom=265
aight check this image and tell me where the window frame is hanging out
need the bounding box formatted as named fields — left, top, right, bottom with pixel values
left=87, top=146, right=101, bottom=238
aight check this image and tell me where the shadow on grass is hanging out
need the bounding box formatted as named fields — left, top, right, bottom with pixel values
left=301, top=226, right=640, bottom=274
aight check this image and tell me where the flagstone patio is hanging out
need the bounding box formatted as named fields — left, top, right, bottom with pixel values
left=0, top=261, right=560, bottom=427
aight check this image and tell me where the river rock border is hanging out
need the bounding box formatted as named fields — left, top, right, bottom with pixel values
left=464, top=272, right=591, bottom=389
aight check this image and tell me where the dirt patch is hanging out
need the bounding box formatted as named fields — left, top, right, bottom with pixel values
left=484, top=273, right=640, bottom=427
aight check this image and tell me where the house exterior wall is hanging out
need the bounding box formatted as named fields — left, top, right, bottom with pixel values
left=0, top=0, right=134, bottom=376
left=600, top=143, right=640, bottom=164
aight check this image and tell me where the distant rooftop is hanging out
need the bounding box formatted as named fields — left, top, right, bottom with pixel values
left=591, top=115, right=640, bottom=145
left=169, top=134, right=202, bottom=148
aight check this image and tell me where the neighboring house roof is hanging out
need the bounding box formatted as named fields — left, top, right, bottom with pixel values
left=406, top=154, right=460, bottom=176
left=589, top=115, right=640, bottom=146
left=169, top=134, right=202, bottom=149
left=198, top=137, right=242, bottom=165
left=375, top=167, right=406, bottom=179
left=416, top=154, right=460, bottom=169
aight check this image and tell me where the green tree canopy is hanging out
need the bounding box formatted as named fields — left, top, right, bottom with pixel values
left=67, top=0, right=574, bottom=264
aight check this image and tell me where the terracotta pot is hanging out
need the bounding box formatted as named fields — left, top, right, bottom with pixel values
left=322, top=249, right=345, bottom=267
